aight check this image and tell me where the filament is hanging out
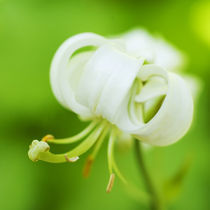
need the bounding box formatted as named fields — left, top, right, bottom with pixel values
left=45, top=120, right=98, bottom=144
left=83, top=126, right=109, bottom=177
left=107, top=129, right=127, bottom=179
left=107, top=129, right=115, bottom=174
left=106, top=173, right=115, bottom=193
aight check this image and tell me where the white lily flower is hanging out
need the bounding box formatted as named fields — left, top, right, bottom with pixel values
left=50, top=32, right=193, bottom=145
left=28, top=32, right=194, bottom=192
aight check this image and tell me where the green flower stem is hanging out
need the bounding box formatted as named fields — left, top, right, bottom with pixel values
left=134, top=139, right=161, bottom=210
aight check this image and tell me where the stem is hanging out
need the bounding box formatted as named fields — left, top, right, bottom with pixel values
left=134, top=139, right=160, bottom=210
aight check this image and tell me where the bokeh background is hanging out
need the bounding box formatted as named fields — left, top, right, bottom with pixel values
left=0, top=0, right=209, bottom=209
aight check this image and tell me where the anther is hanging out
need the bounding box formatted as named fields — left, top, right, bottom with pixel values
left=83, top=155, right=94, bottom=178
left=42, top=134, right=54, bottom=142
left=106, top=173, right=115, bottom=193
left=64, top=155, right=79, bottom=162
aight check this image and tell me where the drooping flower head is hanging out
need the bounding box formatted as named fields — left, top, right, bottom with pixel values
left=28, top=29, right=194, bottom=192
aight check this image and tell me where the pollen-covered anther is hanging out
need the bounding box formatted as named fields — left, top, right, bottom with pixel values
left=64, top=154, right=79, bottom=162
left=83, top=155, right=94, bottom=178
left=28, top=140, right=50, bottom=162
left=106, top=173, right=115, bottom=193
left=42, top=134, right=54, bottom=142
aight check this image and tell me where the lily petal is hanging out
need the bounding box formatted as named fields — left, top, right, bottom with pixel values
left=76, top=44, right=144, bottom=123
left=135, top=78, right=167, bottom=103
left=50, top=33, right=108, bottom=118
left=116, top=68, right=193, bottom=146
left=120, top=29, right=185, bottom=71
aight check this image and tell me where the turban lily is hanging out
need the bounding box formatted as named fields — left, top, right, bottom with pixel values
left=28, top=30, right=194, bottom=192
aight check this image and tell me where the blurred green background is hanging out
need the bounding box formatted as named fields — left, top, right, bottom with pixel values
left=0, top=0, right=209, bottom=209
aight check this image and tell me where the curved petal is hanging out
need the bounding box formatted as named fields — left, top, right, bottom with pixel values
left=120, top=29, right=185, bottom=71
left=76, top=44, right=144, bottom=123
left=114, top=64, right=167, bottom=130
left=50, top=33, right=108, bottom=117
left=120, top=29, right=155, bottom=63
left=135, top=78, right=167, bottom=103
left=115, top=67, right=193, bottom=146
left=135, top=72, right=193, bottom=146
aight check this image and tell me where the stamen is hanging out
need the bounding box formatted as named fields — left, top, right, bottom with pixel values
left=66, top=122, right=107, bottom=157
left=65, top=155, right=79, bottom=162
left=46, top=120, right=98, bottom=144
left=35, top=121, right=108, bottom=163
left=112, top=159, right=127, bottom=184
left=83, top=126, right=109, bottom=177
left=107, top=129, right=115, bottom=174
left=107, top=129, right=127, bottom=187
left=106, top=173, right=115, bottom=193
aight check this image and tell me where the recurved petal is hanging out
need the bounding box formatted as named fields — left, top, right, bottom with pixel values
left=135, top=78, right=167, bottom=103
left=115, top=67, right=193, bottom=146
left=50, top=33, right=108, bottom=118
left=133, top=72, right=194, bottom=146
left=120, top=29, right=185, bottom=71
left=76, top=44, right=144, bottom=123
